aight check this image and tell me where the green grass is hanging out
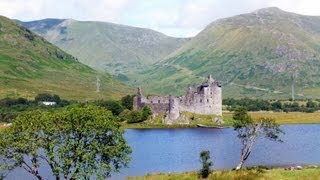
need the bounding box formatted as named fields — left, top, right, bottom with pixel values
left=223, top=112, right=320, bottom=125
left=121, top=111, right=320, bottom=129
left=128, top=166, right=320, bottom=180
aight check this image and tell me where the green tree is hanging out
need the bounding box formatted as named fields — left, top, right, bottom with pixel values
left=95, top=100, right=124, bottom=116
left=233, top=107, right=283, bottom=170
left=34, top=93, right=61, bottom=104
left=141, top=106, right=152, bottom=121
left=0, top=105, right=131, bottom=179
left=121, top=95, right=135, bottom=110
left=199, top=150, right=213, bottom=178
left=126, top=110, right=142, bottom=123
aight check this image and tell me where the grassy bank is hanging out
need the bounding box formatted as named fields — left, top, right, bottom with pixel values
left=128, top=166, right=320, bottom=180
left=224, top=112, right=320, bottom=125
left=123, top=112, right=320, bottom=129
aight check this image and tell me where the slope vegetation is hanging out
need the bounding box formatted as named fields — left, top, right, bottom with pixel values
left=131, top=7, right=320, bottom=99
left=21, top=19, right=189, bottom=79
left=0, top=16, right=131, bottom=100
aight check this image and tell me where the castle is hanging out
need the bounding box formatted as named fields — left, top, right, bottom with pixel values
left=133, top=75, right=222, bottom=124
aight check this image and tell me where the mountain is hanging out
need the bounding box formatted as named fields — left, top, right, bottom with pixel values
left=20, top=19, right=189, bottom=79
left=0, top=16, right=131, bottom=100
left=130, top=7, right=320, bottom=99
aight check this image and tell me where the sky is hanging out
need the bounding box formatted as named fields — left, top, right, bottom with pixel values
left=1, top=0, right=320, bottom=37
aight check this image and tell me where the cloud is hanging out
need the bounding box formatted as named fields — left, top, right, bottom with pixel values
left=1, top=0, right=320, bottom=37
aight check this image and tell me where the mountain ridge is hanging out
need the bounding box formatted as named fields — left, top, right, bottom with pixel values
left=130, top=7, right=320, bottom=99
left=20, top=19, right=190, bottom=79
left=0, top=15, right=131, bottom=100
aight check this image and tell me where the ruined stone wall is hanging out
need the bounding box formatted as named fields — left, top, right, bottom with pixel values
left=134, top=95, right=170, bottom=114
left=133, top=75, right=222, bottom=123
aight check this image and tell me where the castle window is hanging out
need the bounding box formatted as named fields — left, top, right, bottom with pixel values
left=158, top=100, right=160, bottom=103
left=207, top=99, right=209, bottom=102
left=210, top=92, right=212, bottom=95
left=200, top=99, right=202, bottom=103
left=150, top=101, right=153, bottom=103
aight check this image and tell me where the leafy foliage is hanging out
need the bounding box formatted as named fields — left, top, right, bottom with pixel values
left=199, top=150, right=213, bottom=178
left=121, top=95, right=135, bottom=110
left=94, top=100, right=124, bottom=116
left=119, top=106, right=152, bottom=123
left=0, top=105, right=131, bottom=179
left=34, top=93, right=61, bottom=103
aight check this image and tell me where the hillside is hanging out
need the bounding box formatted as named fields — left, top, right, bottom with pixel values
left=0, top=16, right=131, bottom=100
left=130, top=7, right=320, bottom=99
left=20, top=19, right=189, bottom=79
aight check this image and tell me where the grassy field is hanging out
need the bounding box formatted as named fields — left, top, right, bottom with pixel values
left=128, top=166, right=320, bottom=180
left=123, top=111, right=320, bottom=129
left=223, top=112, right=320, bottom=125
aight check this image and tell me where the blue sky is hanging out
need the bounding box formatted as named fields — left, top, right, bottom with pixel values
left=1, top=0, right=320, bottom=37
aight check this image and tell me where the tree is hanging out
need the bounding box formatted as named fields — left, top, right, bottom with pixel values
left=233, top=107, right=283, bottom=170
left=35, top=93, right=61, bottom=104
left=126, top=110, right=143, bottom=123
left=121, top=95, right=135, bottom=110
left=0, top=105, right=131, bottom=179
left=141, top=106, right=152, bottom=121
left=199, top=150, right=213, bottom=178
left=95, top=100, right=124, bottom=116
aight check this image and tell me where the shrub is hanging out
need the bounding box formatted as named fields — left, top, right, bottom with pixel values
left=94, top=100, right=124, bottom=116
left=121, top=95, right=135, bottom=110
left=119, top=109, right=131, bottom=122
left=199, top=150, right=213, bottom=178
left=141, top=106, right=152, bottom=121
left=126, top=110, right=143, bottom=123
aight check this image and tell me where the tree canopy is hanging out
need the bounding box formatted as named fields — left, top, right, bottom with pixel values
left=0, top=105, right=131, bottom=179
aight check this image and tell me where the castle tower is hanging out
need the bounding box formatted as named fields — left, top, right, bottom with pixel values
left=133, top=87, right=144, bottom=109
left=211, top=81, right=222, bottom=116
left=164, top=95, right=180, bottom=124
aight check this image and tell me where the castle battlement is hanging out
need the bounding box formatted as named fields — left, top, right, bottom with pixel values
left=133, top=75, right=222, bottom=124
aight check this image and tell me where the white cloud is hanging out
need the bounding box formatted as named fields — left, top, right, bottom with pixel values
left=0, top=0, right=320, bottom=37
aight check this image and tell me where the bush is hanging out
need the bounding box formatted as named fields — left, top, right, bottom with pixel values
left=199, top=150, right=213, bottom=178
left=94, top=100, right=124, bottom=116
left=119, top=109, right=131, bottom=122
left=35, top=93, right=61, bottom=104
left=141, top=106, right=152, bottom=121
left=126, top=110, right=143, bottom=123
left=121, top=95, right=135, bottom=110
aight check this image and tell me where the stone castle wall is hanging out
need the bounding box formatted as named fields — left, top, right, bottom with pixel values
left=133, top=75, right=222, bottom=123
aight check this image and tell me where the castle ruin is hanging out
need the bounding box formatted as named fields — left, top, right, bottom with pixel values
left=133, top=75, right=222, bottom=124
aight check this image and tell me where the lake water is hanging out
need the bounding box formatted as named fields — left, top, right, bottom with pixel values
left=5, top=124, right=320, bottom=179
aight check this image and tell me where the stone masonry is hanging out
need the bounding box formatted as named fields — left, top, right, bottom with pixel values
left=133, top=75, right=222, bottom=124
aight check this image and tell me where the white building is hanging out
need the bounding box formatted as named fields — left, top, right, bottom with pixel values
left=42, top=101, right=57, bottom=106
